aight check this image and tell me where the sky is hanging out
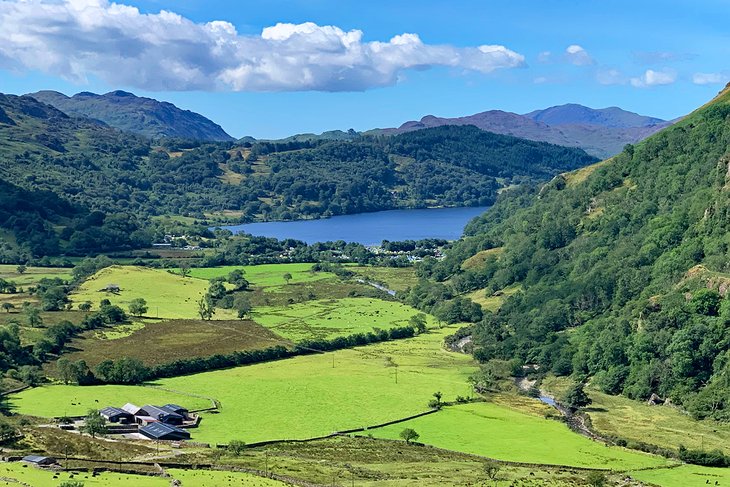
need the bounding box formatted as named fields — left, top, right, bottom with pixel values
left=0, top=0, right=728, bottom=138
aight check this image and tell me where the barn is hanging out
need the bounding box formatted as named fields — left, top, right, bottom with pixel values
left=22, top=455, right=57, bottom=466
left=139, top=423, right=191, bottom=441
left=100, top=406, right=134, bottom=424
left=140, top=405, right=184, bottom=425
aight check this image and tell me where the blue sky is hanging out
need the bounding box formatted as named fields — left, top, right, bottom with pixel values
left=0, top=0, right=728, bottom=138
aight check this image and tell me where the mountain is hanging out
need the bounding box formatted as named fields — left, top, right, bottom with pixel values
left=419, top=85, right=730, bottom=422
left=0, top=90, right=597, bottom=232
left=524, top=103, right=666, bottom=128
left=375, top=104, right=670, bottom=159
left=28, top=90, right=233, bottom=141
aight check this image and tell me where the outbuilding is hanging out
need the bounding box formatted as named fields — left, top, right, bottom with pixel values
left=100, top=406, right=134, bottom=424
left=22, top=455, right=57, bottom=466
left=139, top=423, right=191, bottom=441
left=141, top=405, right=184, bottom=425
left=163, top=404, right=189, bottom=417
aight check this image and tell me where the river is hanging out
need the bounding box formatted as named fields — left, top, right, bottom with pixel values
left=221, top=206, right=490, bottom=245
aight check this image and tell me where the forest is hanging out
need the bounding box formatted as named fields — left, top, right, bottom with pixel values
left=414, top=90, right=730, bottom=422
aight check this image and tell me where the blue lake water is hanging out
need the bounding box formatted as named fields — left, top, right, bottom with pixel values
left=221, top=206, right=490, bottom=245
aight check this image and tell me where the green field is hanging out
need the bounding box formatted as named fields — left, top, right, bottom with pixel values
left=186, top=263, right=332, bottom=288
left=541, top=375, right=730, bottom=455
left=0, top=463, right=286, bottom=486
left=253, top=297, right=430, bottom=341
left=10, top=384, right=212, bottom=417
left=629, top=465, right=730, bottom=487
left=371, top=402, right=669, bottom=470
left=15, top=326, right=477, bottom=443
left=350, top=266, right=419, bottom=292
left=0, top=264, right=73, bottom=288
left=71, top=265, right=236, bottom=319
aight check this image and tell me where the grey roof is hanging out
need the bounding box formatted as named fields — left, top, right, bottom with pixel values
left=100, top=406, right=131, bottom=417
left=139, top=423, right=190, bottom=440
left=122, top=403, right=144, bottom=415
left=142, top=405, right=183, bottom=420
left=163, top=404, right=187, bottom=412
left=22, top=455, right=55, bottom=463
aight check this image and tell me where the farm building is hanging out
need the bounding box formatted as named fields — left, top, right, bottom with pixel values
left=139, top=423, right=191, bottom=441
left=163, top=404, right=189, bottom=416
left=122, top=403, right=145, bottom=416
left=139, top=405, right=185, bottom=425
left=100, top=406, right=134, bottom=424
left=22, top=455, right=56, bottom=466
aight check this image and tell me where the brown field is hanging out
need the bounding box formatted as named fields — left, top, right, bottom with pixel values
left=56, top=318, right=289, bottom=368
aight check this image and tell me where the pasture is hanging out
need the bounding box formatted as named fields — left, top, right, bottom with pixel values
left=349, top=266, right=419, bottom=292
left=370, top=401, right=669, bottom=470
left=70, top=266, right=235, bottom=319
left=629, top=464, right=730, bottom=487
left=0, top=463, right=286, bottom=486
left=14, top=326, right=477, bottom=443
left=0, top=264, right=73, bottom=310
left=253, top=297, right=428, bottom=341
left=186, top=263, right=332, bottom=287
left=10, top=384, right=211, bottom=417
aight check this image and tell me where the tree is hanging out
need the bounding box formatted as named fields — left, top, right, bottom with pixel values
left=409, top=313, right=428, bottom=334
left=227, top=269, right=249, bottom=290
left=57, top=357, right=74, bottom=384
left=690, top=289, right=721, bottom=316
left=283, top=272, right=293, bottom=284
left=0, top=418, right=17, bottom=442
left=1, top=303, right=14, bottom=313
left=18, top=365, right=44, bottom=386
left=562, top=382, right=592, bottom=411
left=585, top=471, right=606, bottom=487
left=208, top=281, right=227, bottom=301
left=59, top=482, right=85, bottom=487
left=81, top=409, right=107, bottom=438
left=483, top=461, right=501, bottom=486
left=227, top=439, right=246, bottom=455
left=78, top=301, right=92, bottom=312
left=16, top=265, right=26, bottom=275
left=179, top=262, right=191, bottom=278
left=197, top=295, right=215, bottom=320
left=128, top=297, right=148, bottom=317
left=233, top=294, right=252, bottom=319
left=399, top=428, right=419, bottom=444
left=24, top=305, right=42, bottom=327
left=432, top=391, right=443, bottom=405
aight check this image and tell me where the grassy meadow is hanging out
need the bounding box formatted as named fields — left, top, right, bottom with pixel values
left=10, top=384, right=211, bottom=417
left=629, top=464, right=730, bottom=487
left=71, top=265, right=232, bottom=319
left=15, top=326, right=477, bottom=442
left=253, top=297, right=429, bottom=341
left=186, top=263, right=332, bottom=287
left=370, top=401, right=669, bottom=470
left=0, top=264, right=73, bottom=311
left=349, top=266, right=420, bottom=292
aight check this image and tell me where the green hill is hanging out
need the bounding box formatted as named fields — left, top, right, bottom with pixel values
left=423, top=85, right=730, bottom=422
left=29, top=90, right=233, bottom=142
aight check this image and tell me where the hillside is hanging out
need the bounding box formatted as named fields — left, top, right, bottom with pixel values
left=0, top=92, right=597, bottom=226
left=29, top=90, right=233, bottom=141
left=422, top=85, right=730, bottom=421
left=376, top=104, right=669, bottom=159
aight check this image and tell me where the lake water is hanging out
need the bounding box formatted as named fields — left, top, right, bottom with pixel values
left=221, top=206, right=490, bottom=245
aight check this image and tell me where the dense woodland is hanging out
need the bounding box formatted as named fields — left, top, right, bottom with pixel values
left=0, top=93, right=596, bottom=259
left=417, top=89, right=730, bottom=421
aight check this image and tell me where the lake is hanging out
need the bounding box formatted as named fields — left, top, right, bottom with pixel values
left=221, top=206, right=490, bottom=245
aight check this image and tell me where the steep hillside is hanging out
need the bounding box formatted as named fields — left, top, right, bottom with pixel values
left=423, top=85, right=730, bottom=421
left=29, top=90, right=233, bottom=141
left=377, top=104, right=669, bottom=159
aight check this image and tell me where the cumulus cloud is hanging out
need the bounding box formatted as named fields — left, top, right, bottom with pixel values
left=630, top=69, right=677, bottom=88
left=0, top=0, right=525, bottom=92
left=564, top=45, right=594, bottom=66
left=692, top=72, right=727, bottom=85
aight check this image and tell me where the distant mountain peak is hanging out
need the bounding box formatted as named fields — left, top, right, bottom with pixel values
left=382, top=103, right=669, bottom=159
left=28, top=90, right=233, bottom=141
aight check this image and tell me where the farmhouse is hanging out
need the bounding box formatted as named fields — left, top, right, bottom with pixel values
left=100, top=406, right=134, bottom=424
left=22, top=455, right=57, bottom=466
left=139, top=423, right=191, bottom=441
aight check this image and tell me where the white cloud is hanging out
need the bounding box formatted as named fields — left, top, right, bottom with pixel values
left=0, top=0, right=525, bottom=92
left=692, top=72, right=727, bottom=85
left=537, top=51, right=552, bottom=64
left=565, top=44, right=593, bottom=66
left=630, top=69, right=677, bottom=88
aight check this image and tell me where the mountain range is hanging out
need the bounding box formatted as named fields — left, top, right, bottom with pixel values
left=373, top=104, right=671, bottom=159
left=29, top=90, right=233, bottom=142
